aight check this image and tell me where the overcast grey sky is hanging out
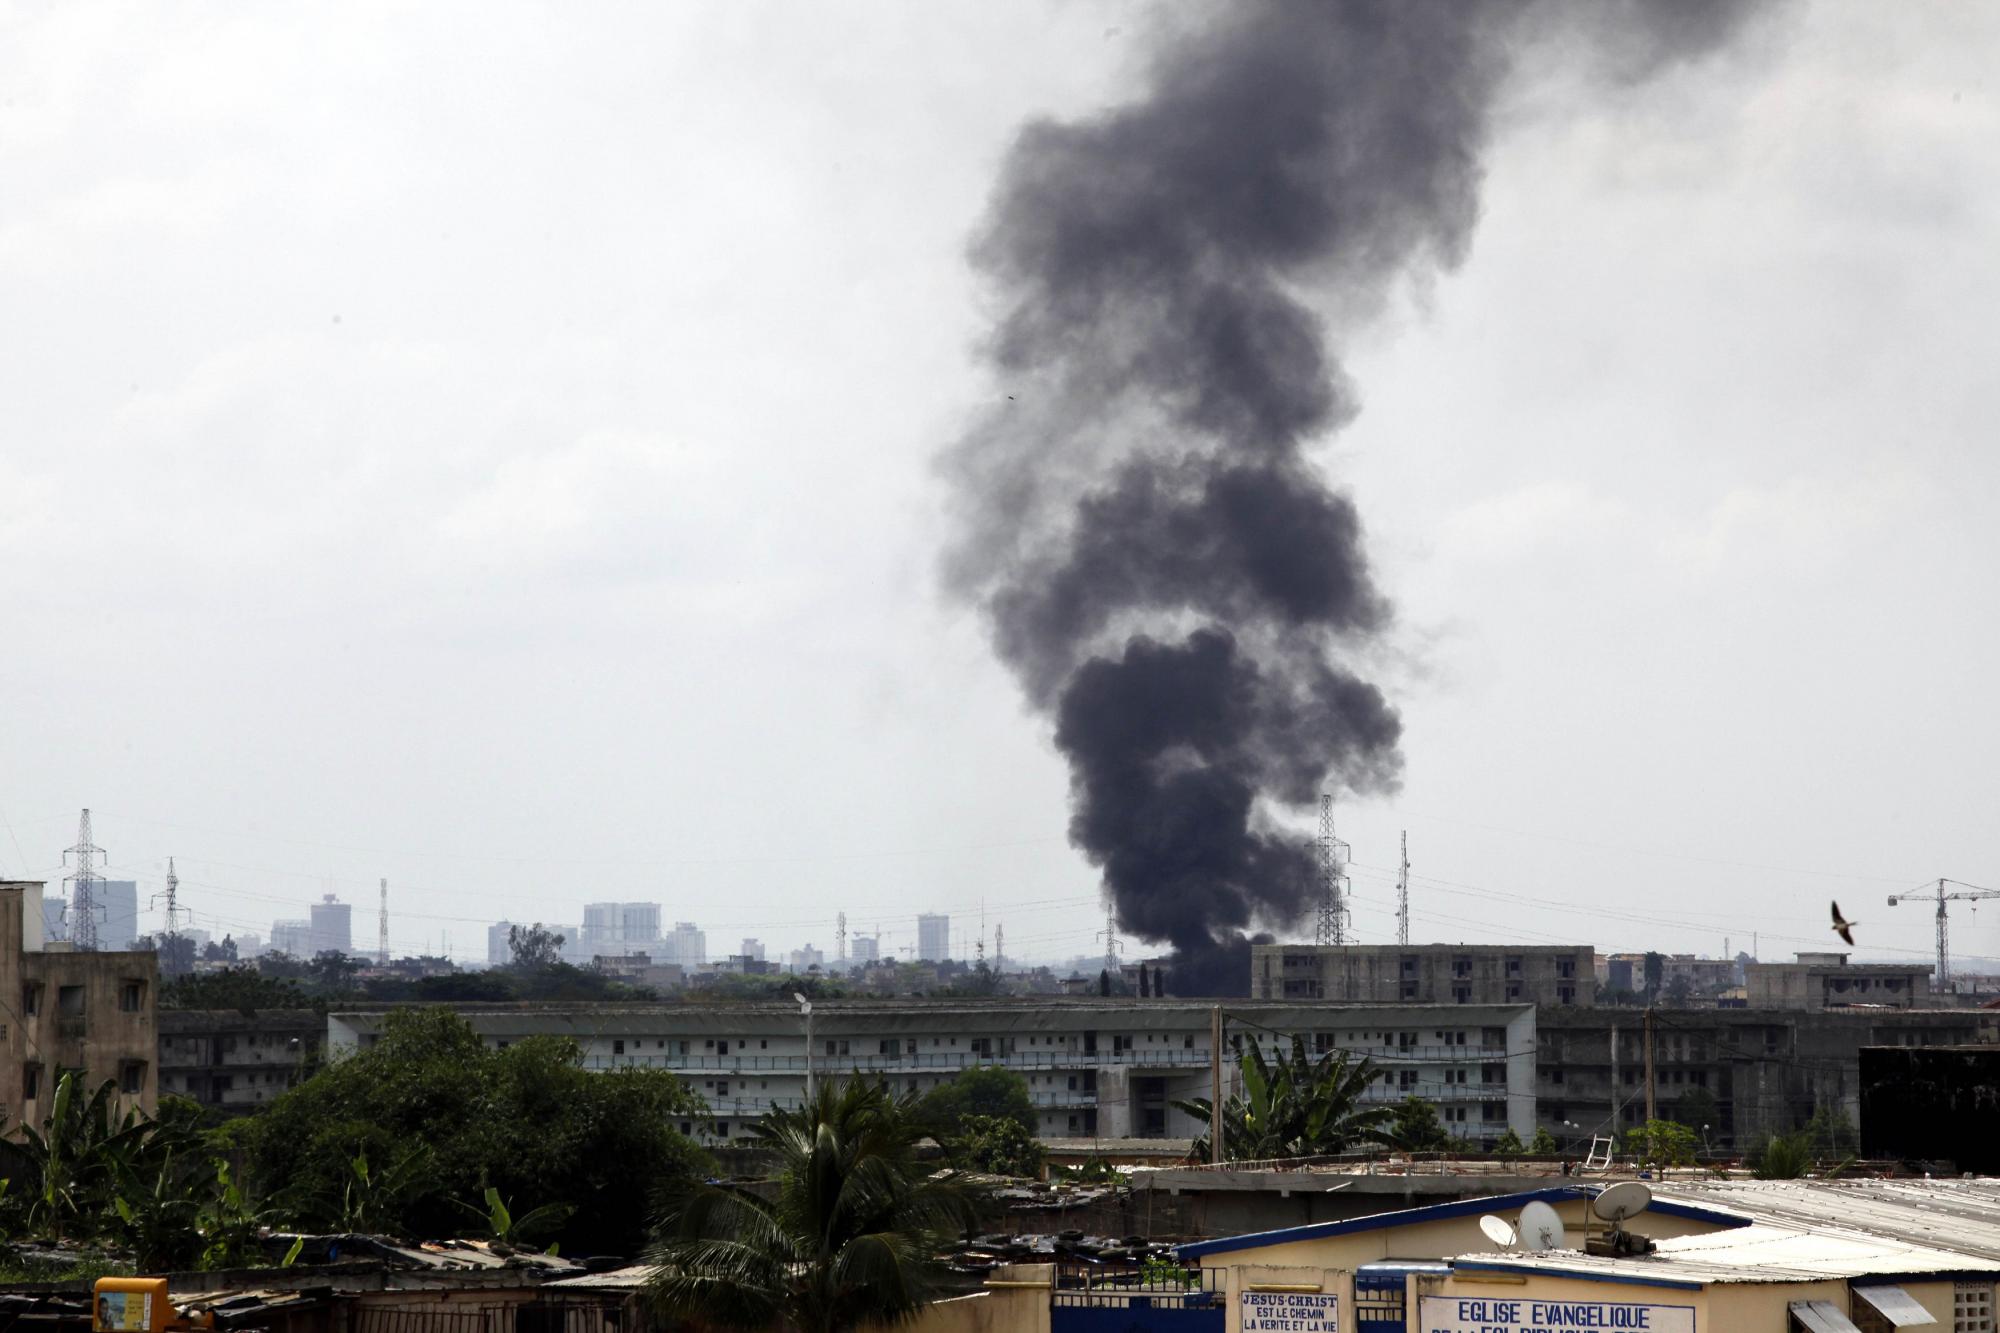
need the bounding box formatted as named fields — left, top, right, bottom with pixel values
left=3, top=2, right=1994, bottom=972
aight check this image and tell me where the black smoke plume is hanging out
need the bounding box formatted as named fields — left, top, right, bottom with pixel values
left=943, top=1, right=1763, bottom=996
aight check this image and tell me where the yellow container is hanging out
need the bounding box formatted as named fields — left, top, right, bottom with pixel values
left=92, top=1278, right=170, bottom=1333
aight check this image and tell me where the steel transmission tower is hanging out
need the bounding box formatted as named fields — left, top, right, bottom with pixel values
left=378, top=878, right=390, bottom=965
left=1314, top=795, right=1351, bottom=945
left=836, top=912, right=847, bottom=963
left=1100, top=910, right=1120, bottom=972
left=1396, top=830, right=1410, bottom=946
left=63, top=808, right=106, bottom=950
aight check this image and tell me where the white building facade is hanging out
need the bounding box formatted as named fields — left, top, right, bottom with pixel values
left=328, top=998, right=1537, bottom=1146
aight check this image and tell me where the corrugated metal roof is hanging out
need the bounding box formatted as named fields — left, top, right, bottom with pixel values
left=1854, top=1284, right=1939, bottom=1327
left=542, top=1265, right=659, bottom=1290
left=1655, top=1180, right=2000, bottom=1263
left=1791, top=1300, right=1863, bottom=1333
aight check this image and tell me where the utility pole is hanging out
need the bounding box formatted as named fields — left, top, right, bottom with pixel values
left=1643, top=1006, right=1658, bottom=1125
left=1209, top=1005, right=1225, bottom=1166
left=378, top=878, right=389, bottom=965
left=63, top=808, right=105, bottom=950
left=1396, top=829, right=1410, bottom=947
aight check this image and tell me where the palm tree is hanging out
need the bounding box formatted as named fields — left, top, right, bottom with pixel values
left=1174, top=1034, right=1392, bottom=1161
left=644, top=1077, right=983, bottom=1333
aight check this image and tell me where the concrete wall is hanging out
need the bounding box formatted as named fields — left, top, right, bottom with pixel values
left=1533, top=1007, right=1997, bottom=1148
left=1, top=881, right=159, bottom=1123
left=1251, top=945, right=1593, bottom=1008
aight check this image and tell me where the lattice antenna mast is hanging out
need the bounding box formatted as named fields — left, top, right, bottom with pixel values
left=836, top=912, right=847, bottom=963
left=994, top=923, right=1004, bottom=972
left=63, top=808, right=106, bottom=950
left=1314, top=795, right=1351, bottom=946
left=378, top=878, right=390, bottom=965
left=1099, top=911, right=1121, bottom=971
left=1396, top=830, right=1410, bottom=947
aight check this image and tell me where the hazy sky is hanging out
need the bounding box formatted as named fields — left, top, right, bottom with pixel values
left=4, top=2, right=1995, bottom=972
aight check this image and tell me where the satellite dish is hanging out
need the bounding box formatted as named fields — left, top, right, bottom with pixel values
left=1519, top=1200, right=1568, bottom=1252
left=1594, top=1182, right=1653, bottom=1223
left=1479, top=1215, right=1518, bottom=1249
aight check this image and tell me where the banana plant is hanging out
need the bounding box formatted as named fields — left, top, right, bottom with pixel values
left=454, top=1186, right=574, bottom=1247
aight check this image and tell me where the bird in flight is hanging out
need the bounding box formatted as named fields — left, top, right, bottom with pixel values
left=1831, top=901, right=1858, bottom=948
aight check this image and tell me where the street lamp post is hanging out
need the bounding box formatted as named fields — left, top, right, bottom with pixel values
left=794, top=992, right=815, bottom=1107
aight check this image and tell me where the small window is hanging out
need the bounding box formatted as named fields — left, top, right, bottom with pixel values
left=24, top=1063, right=42, bottom=1099
left=613, top=1039, right=625, bottom=1055
left=119, top=981, right=146, bottom=1013
left=714, top=1121, right=728, bottom=1137
left=120, top=1062, right=145, bottom=1095
left=57, top=984, right=85, bottom=1017
left=717, top=1040, right=729, bottom=1055
left=22, top=984, right=40, bottom=1015
left=759, top=1039, right=767, bottom=1049
left=1954, top=1281, right=1994, bottom=1333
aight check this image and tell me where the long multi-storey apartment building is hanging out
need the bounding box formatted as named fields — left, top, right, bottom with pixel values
left=1250, top=943, right=1594, bottom=1007
left=328, top=998, right=1537, bottom=1145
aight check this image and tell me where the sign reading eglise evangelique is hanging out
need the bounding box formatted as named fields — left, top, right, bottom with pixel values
left=1417, top=1295, right=1695, bottom=1333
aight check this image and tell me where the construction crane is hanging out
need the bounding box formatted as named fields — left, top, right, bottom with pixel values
left=1887, top=878, right=2000, bottom=990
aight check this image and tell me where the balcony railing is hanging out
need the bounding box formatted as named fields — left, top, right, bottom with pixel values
left=584, top=1042, right=1502, bottom=1075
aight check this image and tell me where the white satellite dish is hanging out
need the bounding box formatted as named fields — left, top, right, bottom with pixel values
left=1479, top=1215, right=1518, bottom=1249
left=1593, top=1182, right=1653, bottom=1224
left=1519, top=1200, right=1568, bottom=1252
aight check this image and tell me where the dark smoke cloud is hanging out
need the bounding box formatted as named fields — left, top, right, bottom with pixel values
left=943, top=1, right=1764, bottom=996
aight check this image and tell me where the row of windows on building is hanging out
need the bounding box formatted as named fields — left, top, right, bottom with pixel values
left=19, top=979, right=149, bottom=1019
left=22, top=1060, right=146, bottom=1098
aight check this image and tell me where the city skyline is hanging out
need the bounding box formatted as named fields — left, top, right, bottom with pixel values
left=3, top=4, right=1995, bottom=980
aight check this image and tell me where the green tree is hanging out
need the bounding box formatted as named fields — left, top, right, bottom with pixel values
left=1669, top=1087, right=1719, bottom=1137
left=237, top=1007, right=709, bottom=1255
left=1624, top=1118, right=1698, bottom=1169
left=918, top=1065, right=1037, bottom=1137
left=507, top=923, right=566, bottom=968
left=161, top=965, right=315, bottom=1013
left=645, top=1077, right=982, bottom=1333
left=1173, top=1036, right=1392, bottom=1161
left=945, top=1114, right=1045, bottom=1177
left=1528, top=1126, right=1558, bottom=1155
left=1385, top=1096, right=1454, bottom=1152
left=1750, top=1132, right=1811, bottom=1180
left=1491, top=1128, right=1526, bottom=1159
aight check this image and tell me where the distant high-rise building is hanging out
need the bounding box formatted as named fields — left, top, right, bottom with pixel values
left=581, top=902, right=661, bottom=957
left=740, top=938, right=765, bottom=962
left=662, top=921, right=706, bottom=968
left=917, top=913, right=950, bottom=963
left=850, top=935, right=880, bottom=964
left=271, top=920, right=312, bottom=956
left=488, top=921, right=517, bottom=966
left=99, top=880, right=139, bottom=949
left=309, top=895, right=353, bottom=957
left=789, top=944, right=824, bottom=973
left=232, top=932, right=264, bottom=958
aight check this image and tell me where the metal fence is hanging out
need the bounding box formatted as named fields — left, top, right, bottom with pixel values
left=1051, top=1262, right=1224, bottom=1309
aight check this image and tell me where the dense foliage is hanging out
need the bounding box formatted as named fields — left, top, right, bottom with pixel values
left=0, top=1077, right=270, bottom=1270
left=945, top=1114, right=1046, bottom=1177
left=1173, top=1035, right=1393, bottom=1161
left=234, top=1008, right=709, bottom=1257
left=646, top=1077, right=982, bottom=1332
left=1384, top=1095, right=1455, bottom=1152
left=917, top=1065, right=1037, bottom=1138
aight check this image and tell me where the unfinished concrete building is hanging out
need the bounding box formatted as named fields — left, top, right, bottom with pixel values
left=1250, top=942, right=1594, bottom=1006
left=1, top=881, right=158, bottom=1122
left=1745, top=951, right=1933, bottom=1009
left=1534, top=1004, right=1998, bottom=1150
